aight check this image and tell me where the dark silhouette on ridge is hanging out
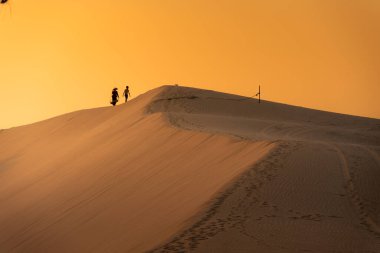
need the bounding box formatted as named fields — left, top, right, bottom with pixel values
left=123, top=86, right=131, bottom=103
left=110, top=88, right=119, bottom=106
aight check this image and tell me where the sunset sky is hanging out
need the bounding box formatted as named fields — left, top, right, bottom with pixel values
left=0, top=0, right=379, bottom=129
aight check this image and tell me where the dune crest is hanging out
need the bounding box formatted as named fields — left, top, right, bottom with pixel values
left=0, top=86, right=274, bottom=252
left=149, top=86, right=380, bottom=252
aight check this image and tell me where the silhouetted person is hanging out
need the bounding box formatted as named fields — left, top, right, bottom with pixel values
left=123, top=86, right=131, bottom=102
left=110, top=88, right=119, bottom=106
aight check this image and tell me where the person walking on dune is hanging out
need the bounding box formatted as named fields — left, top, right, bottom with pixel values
left=110, top=88, right=119, bottom=106
left=123, top=86, right=131, bottom=102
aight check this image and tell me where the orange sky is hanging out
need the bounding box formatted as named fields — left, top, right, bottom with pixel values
left=0, top=0, right=379, bottom=128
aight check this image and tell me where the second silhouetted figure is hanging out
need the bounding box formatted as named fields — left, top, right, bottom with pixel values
left=123, top=86, right=131, bottom=102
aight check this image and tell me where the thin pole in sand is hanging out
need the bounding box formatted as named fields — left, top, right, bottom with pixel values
left=255, top=85, right=261, bottom=103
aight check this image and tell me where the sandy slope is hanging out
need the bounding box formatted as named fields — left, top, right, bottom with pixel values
left=0, top=86, right=274, bottom=253
left=1, top=85, right=379, bottom=253
left=148, top=86, right=380, bottom=252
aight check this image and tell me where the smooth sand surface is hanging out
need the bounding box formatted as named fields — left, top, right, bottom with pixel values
left=1, top=85, right=379, bottom=252
left=0, top=86, right=274, bottom=252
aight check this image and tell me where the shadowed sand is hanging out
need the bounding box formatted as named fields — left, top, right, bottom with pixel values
left=1, top=86, right=380, bottom=252
left=149, top=86, right=380, bottom=252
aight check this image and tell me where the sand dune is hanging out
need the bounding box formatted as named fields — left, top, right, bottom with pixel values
left=0, top=86, right=273, bottom=252
left=1, top=85, right=379, bottom=252
left=149, top=86, right=380, bottom=252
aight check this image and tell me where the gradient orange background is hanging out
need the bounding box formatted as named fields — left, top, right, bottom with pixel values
left=1, top=0, right=379, bottom=129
